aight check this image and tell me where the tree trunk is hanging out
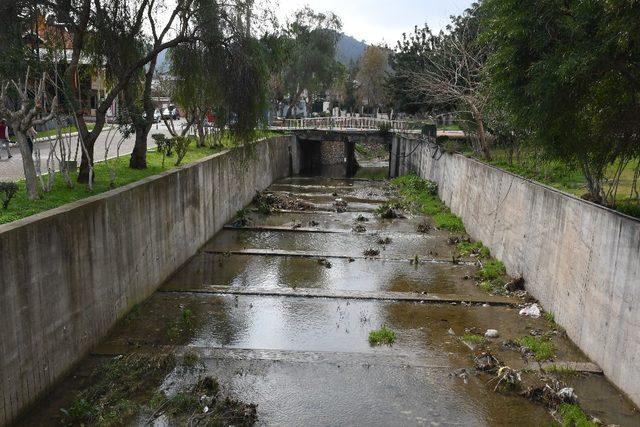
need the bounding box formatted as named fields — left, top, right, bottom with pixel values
left=470, top=105, right=491, bottom=161
left=77, top=124, right=96, bottom=184
left=196, top=113, right=206, bottom=147
left=14, top=130, right=39, bottom=200
left=129, top=122, right=151, bottom=169
left=130, top=56, right=158, bottom=169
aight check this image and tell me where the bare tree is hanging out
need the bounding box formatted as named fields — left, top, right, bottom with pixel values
left=402, top=12, right=492, bottom=159
left=0, top=70, right=58, bottom=200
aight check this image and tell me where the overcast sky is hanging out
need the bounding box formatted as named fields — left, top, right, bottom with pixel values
left=275, top=0, right=476, bottom=46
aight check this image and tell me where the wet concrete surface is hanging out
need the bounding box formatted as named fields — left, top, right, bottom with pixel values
left=203, top=229, right=456, bottom=260
left=163, top=253, right=480, bottom=295
left=16, top=172, right=640, bottom=426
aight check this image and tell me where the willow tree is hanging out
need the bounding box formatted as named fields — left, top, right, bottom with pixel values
left=355, top=46, right=390, bottom=112
left=169, top=0, right=267, bottom=145
left=281, top=7, right=342, bottom=118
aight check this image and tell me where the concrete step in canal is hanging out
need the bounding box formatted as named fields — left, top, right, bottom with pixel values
left=16, top=174, right=640, bottom=426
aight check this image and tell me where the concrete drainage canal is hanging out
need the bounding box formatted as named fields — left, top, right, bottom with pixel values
left=17, top=168, right=640, bottom=426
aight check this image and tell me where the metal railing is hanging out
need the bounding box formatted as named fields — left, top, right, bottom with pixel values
left=278, top=117, right=426, bottom=132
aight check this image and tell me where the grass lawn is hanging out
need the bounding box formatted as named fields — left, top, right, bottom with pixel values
left=459, top=147, right=640, bottom=218
left=0, top=132, right=274, bottom=225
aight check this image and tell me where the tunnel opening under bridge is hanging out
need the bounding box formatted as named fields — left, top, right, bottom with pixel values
left=298, top=138, right=391, bottom=179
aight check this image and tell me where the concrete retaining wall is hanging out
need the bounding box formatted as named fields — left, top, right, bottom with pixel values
left=391, top=135, right=640, bottom=406
left=0, top=136, right=297, bottom=425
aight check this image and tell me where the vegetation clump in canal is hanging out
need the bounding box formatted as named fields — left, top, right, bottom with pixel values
left=368, top=326, right=396, bottom=345
left=166, top=308, right=195, bottom=341
left=558, top=403, right=598, bottom=427
left=363, top=248, right=380, bottom=257
left=476, top=260, right=510, bottom=295
left=149, top=376, right=257, bottom=425
left=391, top=174, right=465, bottom=231
left=461, top=334, right=486, bottom=345
left=457, top=240, right=491, bottom=258
left=60, top=353, right=177, bottom=426
left=60, top=352, right=258, bottom=426
left=516, top=335, right=555, bottom=361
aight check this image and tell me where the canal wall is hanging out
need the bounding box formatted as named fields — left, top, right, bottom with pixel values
left=391, top=135, right=640, bottom=407
left=0, top=136, right=298, bottom=425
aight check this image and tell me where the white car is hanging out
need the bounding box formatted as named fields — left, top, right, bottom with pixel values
left=143, top=109, right=161, bottom=123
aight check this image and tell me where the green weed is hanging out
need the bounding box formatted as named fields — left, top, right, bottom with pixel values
left=558, top=403, right=598, bottom=427
left=477, top=260, right=506, bottom=281
left=516, top=335, right=554, bottom=361
left=457, top=241, right=490, bottom=258
left=545, top=365, right=578, bottom=377
left=433, top=212, right=465, bottom=231
left=59, top=353, right=176, bottom=426
left=461, top=334, right=485, bottom=345
left=369, top=326, right=396, bottom=345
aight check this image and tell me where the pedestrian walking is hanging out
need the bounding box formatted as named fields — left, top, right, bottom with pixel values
left=0, top=119, right=12, bottom=159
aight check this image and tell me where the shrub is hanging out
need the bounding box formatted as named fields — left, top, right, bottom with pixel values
left=0, top=182, right=18, bottom=209
left=174, top=136, right=192, bottom=166
left=378, top=121, right=392, bottom=135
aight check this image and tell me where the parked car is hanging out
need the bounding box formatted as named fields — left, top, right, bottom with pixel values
left=143, top=109, right=161, bottom=123
left=161, top=107, right=180, bottom=120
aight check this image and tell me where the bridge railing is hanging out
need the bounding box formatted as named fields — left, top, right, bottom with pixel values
left=280, top=117, right=426, bottom=132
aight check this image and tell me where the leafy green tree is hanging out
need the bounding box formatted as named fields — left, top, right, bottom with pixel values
left=281, top=7, right=342, bottom=117
left=355, top=46, right=390, bottom=112
left=169, top=0, right=267, bottom=145
left=482, top=0, right=640, bottom=202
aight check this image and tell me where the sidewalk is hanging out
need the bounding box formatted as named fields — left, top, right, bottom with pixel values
left=0, top=122, right=174, bottom=181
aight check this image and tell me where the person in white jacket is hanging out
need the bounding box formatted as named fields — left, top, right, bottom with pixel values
left=0, top=119, right=12, bottom=159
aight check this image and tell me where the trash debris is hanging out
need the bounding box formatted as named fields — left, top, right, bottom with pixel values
left=317, top=259, right=332, bottom=268
left=501, top=340, right=520, bottom=351
left=353, top=224, right=367, bottom=233
left=450, top=368, right=469, bottom=384
left=377, top=207, right=398, bottom=219
left=376, top=237, right=392, bottom=245
left=485, top=329, right=500, bottom=338
left=253, top=191, right=312, bottom=212
left=557, top=387, right=578, bottom=404
left=416, top=222, right=431, bottom=233
left=519, top=303, right=541, bottom=318
left=355, top=215, right=369, bottom=222
left=474, top=352, right=499, bottom=372
left=505, top=277, right=525, bottom=292
left=363, top=248, right=380, bottom=257
left=447, top=328, right=456, bottom=336
left=490, top=366, right=522, bottom=391
left=334, top=198, right=348, bottom=213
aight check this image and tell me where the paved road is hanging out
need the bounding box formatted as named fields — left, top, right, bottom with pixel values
left=0, top=121, right=179, bottom=181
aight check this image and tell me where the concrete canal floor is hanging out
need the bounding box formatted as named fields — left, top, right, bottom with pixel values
left=17, top=172, right=640, bottom=426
